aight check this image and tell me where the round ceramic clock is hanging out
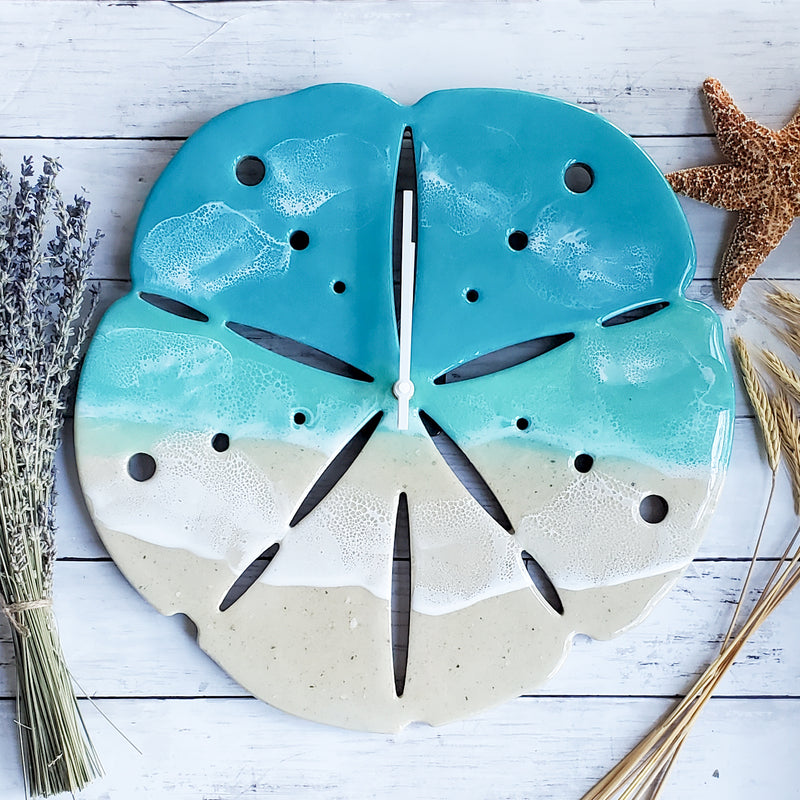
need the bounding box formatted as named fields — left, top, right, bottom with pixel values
left=74, top=84, right=734, bottom=733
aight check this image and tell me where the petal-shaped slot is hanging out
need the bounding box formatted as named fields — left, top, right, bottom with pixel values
left=418, top=409, right=514, bottom=533
left=139, top=292, right=209, bottom=323
left=226, top=321, right=374, bottom=383
left=219, top=542, right=280, bottom=612
left=521, top=550, right=564, bottom=615
left=601, top=301, right=669, bottom=328
left=289, top=411, right=384, bottom=528
left=392, top=492, right=411, bottom=698
left=433, top=332, right=574, bottom=385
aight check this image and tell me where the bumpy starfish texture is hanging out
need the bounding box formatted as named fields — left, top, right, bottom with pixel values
left=666, top=78, right=800, bottom=309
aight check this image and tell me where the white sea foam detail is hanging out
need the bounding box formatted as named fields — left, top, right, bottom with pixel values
left=85, top=431, right=281, bottom=573
left=80, top=425, right=715, bottom=616
left=418, top=144, right=519, bottom=236
left=526, top=204, right=655, bottom=306
left=409, top=496, right=529, bottom=615
left=265, top=483, right=395, bottom=601
left=262, top=134, right=388, bottom=219
left=140, top=201, right=290, bottom=296
left=516, top=467, right=708, bottom=591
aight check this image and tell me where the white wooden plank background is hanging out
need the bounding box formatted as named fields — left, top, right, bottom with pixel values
left=2, top=1, right=800, bottom=798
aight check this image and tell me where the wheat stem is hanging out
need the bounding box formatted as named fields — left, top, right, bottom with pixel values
left=772, top=391, right=800, bottom=514
left=722, top=472, right=775, bottom=648
left=583, top=328, right=800, bottom=800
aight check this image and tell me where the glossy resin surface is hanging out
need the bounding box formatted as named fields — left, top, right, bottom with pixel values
left=74, top=84, right=734, bottom=732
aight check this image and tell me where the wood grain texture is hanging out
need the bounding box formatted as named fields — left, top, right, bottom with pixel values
left=1, top=1, right=799, bottom=798
left=0, top=1, right=799, bottom=138
left=0, top=696, right=797, bottom=799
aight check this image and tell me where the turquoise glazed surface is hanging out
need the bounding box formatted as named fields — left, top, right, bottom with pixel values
left=74, top=85, right=734, bottom=733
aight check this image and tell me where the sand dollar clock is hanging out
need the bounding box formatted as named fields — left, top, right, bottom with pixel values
left=74, top=84, right=735, bottom=733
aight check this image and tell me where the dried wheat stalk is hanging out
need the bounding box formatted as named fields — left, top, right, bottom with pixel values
left=582, top=289, right=800, bottom=800
left=761, top=349, right=800, bottom=404
left=734, top=337, right=781, bottom=472
left=0, top=155, right=102, bottom=796
left=771, top=390, right=800, bottom=514
left=765, top=280, right=800, bottom=325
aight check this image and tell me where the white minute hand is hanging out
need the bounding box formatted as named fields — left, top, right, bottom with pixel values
left=393, top=189, right=416, bottom=430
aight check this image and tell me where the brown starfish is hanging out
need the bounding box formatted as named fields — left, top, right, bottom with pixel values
left=666, top=78, right=800, bottom=309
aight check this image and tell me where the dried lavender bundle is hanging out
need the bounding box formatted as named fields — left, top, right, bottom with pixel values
left=0, top=155, right=101, bottom=796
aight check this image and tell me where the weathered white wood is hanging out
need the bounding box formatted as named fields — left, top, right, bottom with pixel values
left=0, top=695, right=796, bottom=800
left=1, top=135, right=799, bottom=283
left=3, top=560, right=798, bottom=701
left=1, top=1, right=799, bottom=138
left=0, top=140, right=181, bottom=281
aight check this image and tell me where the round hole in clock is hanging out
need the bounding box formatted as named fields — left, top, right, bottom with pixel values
left=508, top=230, right=529, bottom=251
left=639, top=494, right=669, bottom=524
left=515, top=417, right=530, bottom=431
left=333, top=281, right=346, bottom=294
left=127, top=452, right=156, bottom=482
left=574, top=453, right=594, bottom=473
left=293, top=411, right=307, bottom=425
left=235, top=156, right=266, bottom=186
left=212, top=433, right=230, bottom=453
left=290, top=230, right=310, bottom=250
left=565, top=162, right=594, bottom=193
left=465, top=289, right=480, bottom=303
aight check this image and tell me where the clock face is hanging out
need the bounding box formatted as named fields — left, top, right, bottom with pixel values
left=75, top=85, right=734, bottom=733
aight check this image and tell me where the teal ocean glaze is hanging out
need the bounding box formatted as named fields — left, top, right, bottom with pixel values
left=80, top=84, right=731, bottom=466
left=74, top=85, right=735, bottom=733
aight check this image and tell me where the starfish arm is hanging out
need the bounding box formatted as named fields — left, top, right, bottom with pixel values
left=784, top=104, right=800, bottom=138
left=703, top=77, right=776, bottom=164
left=718, top=204, right=795, bottom=308
left=666, top=163, right=756, bottom=210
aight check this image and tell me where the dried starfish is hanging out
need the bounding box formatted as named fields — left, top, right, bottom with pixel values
left=666, top=78, right=800, bottom=309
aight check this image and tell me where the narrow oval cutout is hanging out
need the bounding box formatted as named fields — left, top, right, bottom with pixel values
left=565, top=162, right=594, bottom=193
left=290, top=230, right=310, bottom=250
left=433, top=332, right=574, bottom=385
left=235, top=156, right=266, bottom=186
left=211, top=433, right=229, bottom=453
left=508, top=230, right=529, bottom=251
left=219, top=543, right=280, bottom=611
left=139, top=292, right=209, bottom=323
left=574, top=453, right=593, bottom=473
left=602, top=301, right=670, bottom=328
left=640, top=494, right=669, bottom=524
left=290, top=411, right=384, bottom=527
left=226, top=321, right=374, bottom=383
left=521, top=551, right=564, bottom=615
left=419, top=410, right=514, bottom=533
left=128, top=452, right=156, bottom=482
left=391, top=493, right=411, bottom=698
